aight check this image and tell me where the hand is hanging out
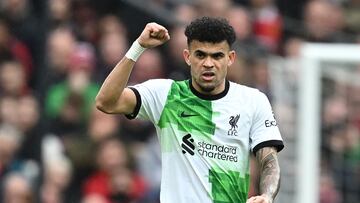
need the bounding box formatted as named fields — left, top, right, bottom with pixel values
left=137, top=22, right=170, bottom=48
left=246, top=195, right=272, bottom=203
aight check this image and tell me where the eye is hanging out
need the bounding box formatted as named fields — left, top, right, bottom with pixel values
left=212, top=53, right=224, bottom=60
left=195, top=51, right=205, bottom=59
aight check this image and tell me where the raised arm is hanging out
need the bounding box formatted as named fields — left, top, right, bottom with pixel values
left=247, top=147, right=280, bottom=203
left=95, top=23, right=170, bottom=114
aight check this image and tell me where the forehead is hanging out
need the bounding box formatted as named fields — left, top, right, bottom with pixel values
left=188, top=40, right=230, bottom=53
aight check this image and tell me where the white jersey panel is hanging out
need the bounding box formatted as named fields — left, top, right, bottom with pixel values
left=131, top=79, right=173, bottom=123
left=249, top=89, right=282, bottom=152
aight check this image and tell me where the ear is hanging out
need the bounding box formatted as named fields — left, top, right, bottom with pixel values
left=183, top=49, right=191, bottom=66
left=227, top=50, right=236, bottom=66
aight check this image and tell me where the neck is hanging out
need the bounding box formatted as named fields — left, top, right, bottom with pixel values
left=192, top=80, right=226, bottom=95
left=189, top=79, right=229, bottom=100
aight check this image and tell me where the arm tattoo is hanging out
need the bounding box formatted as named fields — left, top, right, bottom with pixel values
left=256, top=147, right=280, bottom=202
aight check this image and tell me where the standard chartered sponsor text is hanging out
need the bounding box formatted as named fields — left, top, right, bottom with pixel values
left=197, top=141, right=238, bottom=162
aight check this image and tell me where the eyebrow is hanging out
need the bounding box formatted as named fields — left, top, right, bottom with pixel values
left=194, top=50, right=225, bottom=57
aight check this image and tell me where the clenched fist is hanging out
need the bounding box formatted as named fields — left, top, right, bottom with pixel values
left=137, top=22, right=170, bottom=48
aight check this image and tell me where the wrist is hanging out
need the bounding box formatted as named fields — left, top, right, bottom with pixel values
left=125, top=40, right=147, bottom=62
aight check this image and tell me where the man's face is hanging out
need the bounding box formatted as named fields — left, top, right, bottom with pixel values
left=183, top=40, right=235, bottom=95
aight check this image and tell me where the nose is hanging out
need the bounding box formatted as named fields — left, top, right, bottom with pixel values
left=203, top=56, right=214, bottom=68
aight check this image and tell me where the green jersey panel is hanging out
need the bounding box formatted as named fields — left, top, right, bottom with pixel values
left=158, top=80, right=215, bottom=136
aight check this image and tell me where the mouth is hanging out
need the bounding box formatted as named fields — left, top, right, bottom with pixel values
left=201, top=71, right=215, bottom=81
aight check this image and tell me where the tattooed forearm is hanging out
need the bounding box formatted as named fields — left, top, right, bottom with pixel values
left=256, top=147, right=280, bottom=202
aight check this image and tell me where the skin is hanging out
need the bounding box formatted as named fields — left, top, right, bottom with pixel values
left=95, top=22, right=280, bottom=203
left=183, top=40, right=235, bottom=95
left=247, top=147, right=280, bottom=203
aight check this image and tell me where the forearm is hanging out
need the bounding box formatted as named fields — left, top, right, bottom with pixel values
left=95, top=57, right=135, bottom=111
left=256, top=147, right=281, bottom=202
left=96, top=22, right=169, bottom=114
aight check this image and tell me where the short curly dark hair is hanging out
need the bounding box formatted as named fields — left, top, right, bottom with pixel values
left=185, top=16, right=236, bottom=47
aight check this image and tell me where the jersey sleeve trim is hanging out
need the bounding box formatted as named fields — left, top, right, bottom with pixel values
left=125, top=87, right=141, bottom=120
left=253, top=140, right=284, bottom=155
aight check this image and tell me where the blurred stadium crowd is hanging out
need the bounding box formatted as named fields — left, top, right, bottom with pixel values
left=0, top=0, right=359, bottom=202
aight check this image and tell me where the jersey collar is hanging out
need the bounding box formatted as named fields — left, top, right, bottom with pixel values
left=189, top=79, right=230, bottom=100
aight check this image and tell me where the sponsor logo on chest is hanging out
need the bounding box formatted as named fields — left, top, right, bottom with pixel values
left=181, top=134, right=238, bottom=162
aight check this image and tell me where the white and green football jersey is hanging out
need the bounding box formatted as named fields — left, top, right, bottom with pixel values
left=128, top=79, right=284, bottom=203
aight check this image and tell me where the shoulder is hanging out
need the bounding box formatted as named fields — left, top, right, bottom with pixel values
left=139, top=79, right=190, bottom=92
left=229, top=81, right=264, bottom=98
left=132, top=78, right=174, bottom=90
left=139, top=78, right=174, bottom=86
left=228, top=82, right=271, bottom=111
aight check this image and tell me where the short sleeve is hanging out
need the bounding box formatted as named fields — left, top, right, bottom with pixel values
left=250, top=91, right=284, bottom=154
left=126, top=79, right=173, bottom=124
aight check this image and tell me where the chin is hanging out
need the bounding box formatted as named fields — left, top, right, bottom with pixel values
left=199, top=84, right=216, bottom=93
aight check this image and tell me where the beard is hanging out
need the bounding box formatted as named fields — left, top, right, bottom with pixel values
left=194, top=78, right=216, bottom=93
left=199, top=84, right=216, bottom=93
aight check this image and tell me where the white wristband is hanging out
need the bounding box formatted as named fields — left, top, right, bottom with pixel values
left=125, top=40, right=147, bottom=62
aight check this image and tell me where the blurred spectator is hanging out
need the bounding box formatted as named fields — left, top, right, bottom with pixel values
left=63, top=109, right=122, bottom=202
left=226, top=56, right=247, bottom=84
left=16, top=95, right=42, bottom=163
left=326, top=123, right=360, bottom=203
left=45, top=42, right=99, bottom=134
left=0, top=124, right=23, bottom=176
left=250, top=0, right=283, bottom=51
left=2, top=172, right=34, bottom=203
left=199, top=0, right=232, bottom=17
left=0, top=60, right=29, bottom=97
left=164, top=25, right=189, bottom=80
left=134, top=135, right=161, bottom=203
left=248, top=58, right=272, bottom=99
left=120, top=116, right=156, bottom=144
left=348, top=83, right=360, bottom=131
left=319, top=172, right=341, bottom=203
left=82, top=193, right=108, bottom=203
left=60, top=110, right=120, bottom=200
left=41, top=133, right=73, bottom=202
left=0, top=96, right=18, bottom=126
left=83, top=137, right=147, bottom=203
left=96, top=15, right=128, bottom=82
left=98, top=15, right=127, bottom=36
left=323, top=95, right=348, bottom=129
left=71, top=1, right=98, bottom=43
left=0, top=0, right=42, bottom=88
left=173, top=3, right=198, bottom=25
left=228, top=6, right=253, bottom=40
left=88, top=108, right=121, bottom=142
left=303, top=0, right=353, bottom=43
left=0, top=0, right=39, bottom=43
left=343, top=0, right=360, bottom=34
left=0, top=123, right=40, bottom=199
left=226, top=6, right=269, bottom=61
left=45, top=26, right=77, bottom=86
left=129, top=49, right=165, bottom=84
left=0, top=17, right=33, bottom=81
left=40, top=157, right=72, bottom=203
left=0, top=95, right=42, bottom=177
left=48, top=0, right=72, bottom=28
left=282, top=37, right=304, bottom=58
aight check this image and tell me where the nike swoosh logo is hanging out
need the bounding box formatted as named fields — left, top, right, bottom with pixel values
left=180, top=111, right=197, bottom=118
